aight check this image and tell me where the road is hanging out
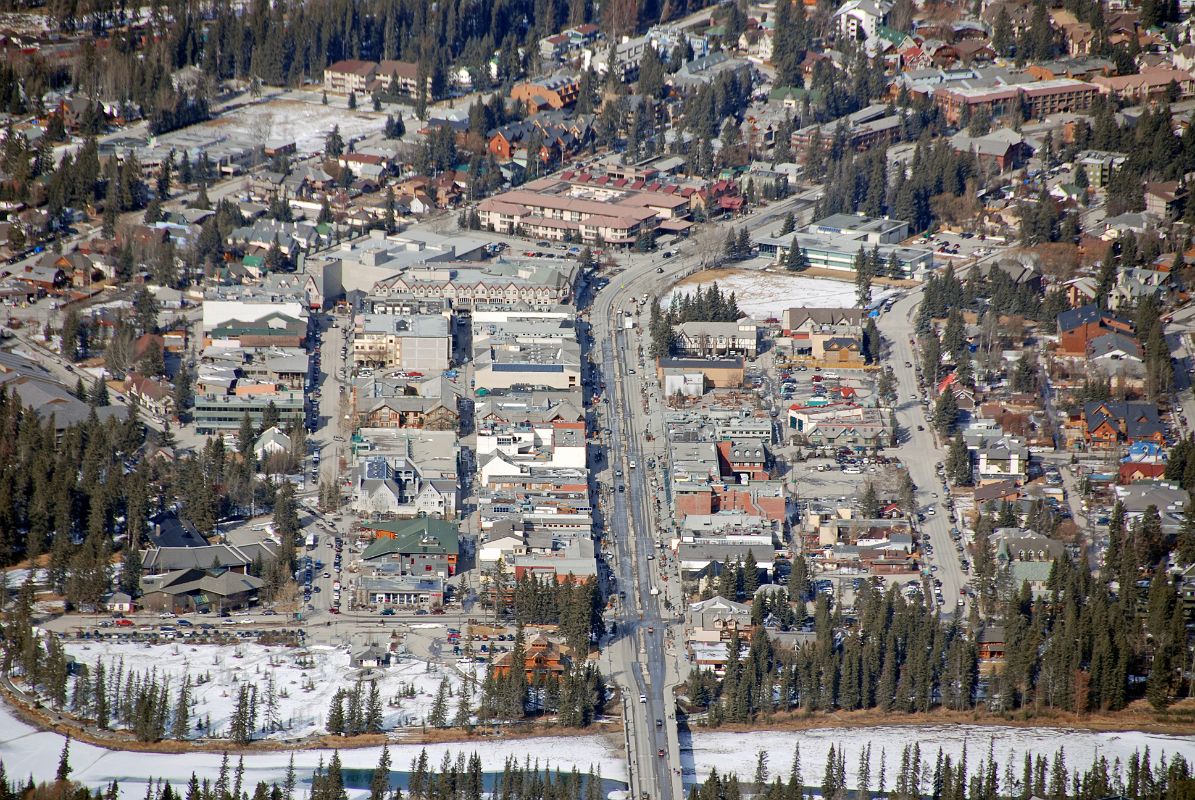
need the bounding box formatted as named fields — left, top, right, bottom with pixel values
left=585, top=190, right=822, bottom=799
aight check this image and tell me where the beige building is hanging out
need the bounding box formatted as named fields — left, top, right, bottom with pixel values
left=352, top=313, right=452, bottom=372
left=323, top=59, right=377, bottom=95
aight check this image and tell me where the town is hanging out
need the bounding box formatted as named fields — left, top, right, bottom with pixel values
left=0, top=0, right=1194, bottom=798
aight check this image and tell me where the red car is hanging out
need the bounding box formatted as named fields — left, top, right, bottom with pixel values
left=657, top=749, right=666, bottom=758
left=114, top=618, right=134, bottom=627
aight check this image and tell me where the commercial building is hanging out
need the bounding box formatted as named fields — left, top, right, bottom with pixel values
left=352, top=313, right=451, bottom=371
left=193, top=390, right=305, bottom=434
left=933, top=78, right=1098, bottom=125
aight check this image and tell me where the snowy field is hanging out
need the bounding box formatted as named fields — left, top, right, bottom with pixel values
left=687, top=726, right=1195, bottom=786
left=665, top=271, right=897, bottom=320
left=64, top=641, right=471, bottom=739
left=0, top=703, right=626, bottom=798
left=206, top=97, right=388, bottom=156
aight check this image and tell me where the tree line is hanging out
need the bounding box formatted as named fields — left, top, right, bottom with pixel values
left=0, top=739, right=613, bottom=800
left=649, top=283, right=743, bottom=359
left=688, top=740, right=1195, bottom=800
left=687, top=532, right=1191, bottom=725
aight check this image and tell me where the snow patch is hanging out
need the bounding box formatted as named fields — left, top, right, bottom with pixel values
left=664, top=271, right=897, bottom=320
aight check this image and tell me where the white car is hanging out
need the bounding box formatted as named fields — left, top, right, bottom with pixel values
left=639, top=694, right=647, bottom=703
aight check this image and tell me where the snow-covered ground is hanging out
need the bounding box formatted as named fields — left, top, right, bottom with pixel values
left=205, top=97, right=387, bottom=157
left=0, top=703, right=626, bottom=798
left=687, top=726, right=1195, bottom=786
left=64, top=641, right=471, bottom=739
left=665, top=271, right=897, bottom=320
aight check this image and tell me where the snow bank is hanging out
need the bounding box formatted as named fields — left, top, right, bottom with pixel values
left=687, top=725, right=1195, bottom=786
left=0, top=703, right=626, bottom=797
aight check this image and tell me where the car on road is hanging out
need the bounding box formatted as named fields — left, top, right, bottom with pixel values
left=656, top=718, right=663, bottom=727
left=656, top=267, right=664, bottom=273
left=176, top=619, right=193, bottom=627
left=381, top=608, right=396, bottom=615
left=658, top=749, right=666, bottom=758
left=639, top=694, right=647, bottom=703
left=114, top=618, right=134, bottom=627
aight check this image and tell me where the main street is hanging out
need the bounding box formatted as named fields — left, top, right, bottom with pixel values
left=586, top=189, right=821, bottom=799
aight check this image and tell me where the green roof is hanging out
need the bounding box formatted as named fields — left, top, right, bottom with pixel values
left=243, top=254, right=264, bottom=267
left=362, top=518, right=460, bottom=560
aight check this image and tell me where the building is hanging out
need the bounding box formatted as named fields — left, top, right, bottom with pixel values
left=352, top=313, right=452, bottom=372
left=478, top=187, right=660, bottom=245
left=356, top=575, right=445, bottom=609
left=1093, top=67, right=1194, bottom=103
left=755, top=229, right=933, bottom=277
left=139, top=568, right=264, bottom=614
left=1081, top=400, right=1166, bottom=448
left=833, top=0, right=892, bottom=43
left=933, top=79, right=1098, bottom=125
left=360, top=518, right=460, bottom=578
left=352, top=454, right=459, bottom=518
left=491, top=632, right=570, bottom=679
left=510, top=76, right=581, bottom=113
left=323, top=59, right=377, bottom=95
left=253, top=426, right=292, bottom=460
left=123, top=373, right=176, bottom=420
left=673, top=320, right=760, bottom=359
left=193, top=390, right=305, bottom=435
left=1056, top=304, right=1134, bottom=355
left=656, top=357, right=745, bottom=388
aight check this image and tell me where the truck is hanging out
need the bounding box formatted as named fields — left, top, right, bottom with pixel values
left=305, top=532, right=318, bottom=551
left=623, top=315, right=635, bottom=329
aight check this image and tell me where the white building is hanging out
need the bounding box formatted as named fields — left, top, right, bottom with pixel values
left=833, top=0, right=892, bottom=43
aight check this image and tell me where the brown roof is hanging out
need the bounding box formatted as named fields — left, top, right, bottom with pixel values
left=378, top=60, right=419, bottom=80
left=327, top=59, right=377, bottom=77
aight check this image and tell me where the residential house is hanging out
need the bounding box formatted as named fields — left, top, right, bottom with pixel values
left=1082, top=400, right=1166, bottom=448
left=491, top=632, right=570, bottom=679
left=123, top=373, right=176, bottom=420
left=1056, top=304, right=1134, bottom=356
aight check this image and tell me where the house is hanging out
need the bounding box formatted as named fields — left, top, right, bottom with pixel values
left=123, top=373, right=176, bottom=420
left=976, top=625, right=1005, bottom=662
left=350, top=644, right=390, bottom=669
left=1118, top=461, right=1168, bottom=484
left=253, top=426, right=292, bottom=460
left=1082, top=400, right=1166, bottom=448
left=1056, top=304, right=1134, bottom=356
left=360, top=518, right=460, bottom=577
left=491, top=632, right=571, bottom=679
left=687, top=595, right=753, bottom=647
left=106, top=592, right=134, bottom=614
